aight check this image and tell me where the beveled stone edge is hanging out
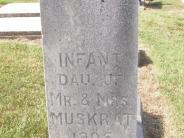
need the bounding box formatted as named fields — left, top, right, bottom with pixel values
left=137, top=96, right=144, bottom=138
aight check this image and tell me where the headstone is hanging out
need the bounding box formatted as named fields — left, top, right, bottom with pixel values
left=41, top=0, right=138, bottom=138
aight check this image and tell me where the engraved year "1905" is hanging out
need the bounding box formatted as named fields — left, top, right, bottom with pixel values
left=72, top=131, right=111, bottom=138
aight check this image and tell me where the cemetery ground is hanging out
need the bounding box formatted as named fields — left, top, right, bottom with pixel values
left=139, top=0, right=184, bottom=137
left=0, top=0, right=184, bottom=138
left=0, top=0, right=37, bottom=5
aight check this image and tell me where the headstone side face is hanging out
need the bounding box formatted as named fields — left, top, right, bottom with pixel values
left=41, top=0, right=138, bottom=138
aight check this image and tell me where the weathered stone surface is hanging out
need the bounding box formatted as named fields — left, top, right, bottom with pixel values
left=41, top=0, right=138, bottom=138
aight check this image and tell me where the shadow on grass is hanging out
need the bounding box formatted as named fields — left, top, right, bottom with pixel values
left=144, top=1, right=173, bottom=9
left=143, top=111, right=164, bottom=138
left=144, top=1, right=163, bottom=9
left=138, top=50, right=153, bottom=67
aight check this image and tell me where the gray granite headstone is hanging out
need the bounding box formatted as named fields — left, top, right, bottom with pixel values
left=41, top=0, right=138, bottom=138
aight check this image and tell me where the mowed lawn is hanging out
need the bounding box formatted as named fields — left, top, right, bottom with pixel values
left=0, top=0, right=38, bottom=4
left=0, top=41, right=47, bottom=137
left=139, top=0, right=184, bottom=137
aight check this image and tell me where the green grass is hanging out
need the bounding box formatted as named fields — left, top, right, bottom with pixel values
left=0, top=41, right=47, bottom=138
left=140, top=0, right=184, bottom=137
left=0, top=0, right=38, bottom=4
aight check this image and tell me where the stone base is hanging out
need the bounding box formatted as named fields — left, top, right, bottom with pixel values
left=0, top=3, right=40, bottom=18
left=0, top=17, right=41, bottom=38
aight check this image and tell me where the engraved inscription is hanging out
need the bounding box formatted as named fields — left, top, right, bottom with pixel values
left=104, top=74, right=124, bottom=86
left=58, top=73, right=124, bottom=86
left=81, top=93, right=90, bottom=106
left=96, top=93, right=128, bottom=107
left=72, top=131, right=111, bottom=138
left=50, top=112, right=134, bottom=127
left=50, top=93, right=72, bottom=107
left=50, top=92, right=128, bottom=107
left=59, top=52, right=122, bottom=68
left=58, top=74, right=91, bottom=85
